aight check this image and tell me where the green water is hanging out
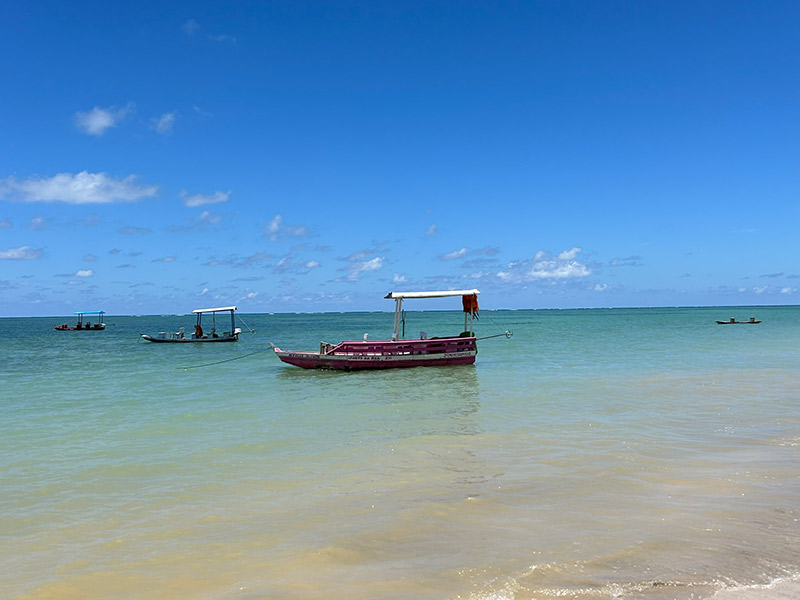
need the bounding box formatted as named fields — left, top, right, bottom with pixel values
left=2, top=306, right=800, bottom=599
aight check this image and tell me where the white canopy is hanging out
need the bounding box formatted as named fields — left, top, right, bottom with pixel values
left=384, top=289, right=479, bottom=300
left=192, top=306, right=237, bottom=314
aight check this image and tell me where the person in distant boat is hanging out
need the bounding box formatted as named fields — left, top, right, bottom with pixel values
left=194, top=324, right=203, bottom=338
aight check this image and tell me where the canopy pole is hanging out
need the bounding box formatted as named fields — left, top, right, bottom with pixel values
left=392, top=298, right=403, bottom=340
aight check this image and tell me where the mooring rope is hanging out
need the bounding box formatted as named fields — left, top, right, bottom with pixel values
left=480, top=311, right=513, bottom=340
left=475, top=330, right=513, bottom=341
left=181, top=347, right=272, bottom=370
left=237, top=315, right=256, bottom=334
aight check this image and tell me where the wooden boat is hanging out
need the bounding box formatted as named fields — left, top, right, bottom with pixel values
left=141, top=306, right=242, bottom=343
left=272, top=289, right=510, bottom=370
left=716, top=317, right=761, bottom=324
left=54, top=311, right=106, bottom=331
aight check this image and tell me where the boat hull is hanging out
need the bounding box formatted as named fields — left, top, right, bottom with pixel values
left=140, top=333, right=238, bottom=343
left=273, top=336, right=477, bottom=370
left=54, top=325, right=105, bottom=331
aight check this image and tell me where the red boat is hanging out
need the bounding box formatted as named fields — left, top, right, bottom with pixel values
left=54, top=311, right=106, bottom=331
left=272, top=289, right=510, bottom=370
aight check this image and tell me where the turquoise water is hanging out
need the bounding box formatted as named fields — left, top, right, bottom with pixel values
left=2, top=306, right=800, bottom=599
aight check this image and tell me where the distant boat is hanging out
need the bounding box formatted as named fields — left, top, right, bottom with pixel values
left=716, top=317, right=761, bottom=325
left=54, top=311, right=106, bottom=331
left=271, top=289, right=511, bottom=370
left=141, top=306, right=242, bottom=343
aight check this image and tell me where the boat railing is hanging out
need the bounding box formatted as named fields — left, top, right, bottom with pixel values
left=158, top=331, right=181, bottom=340
left=329, top=336, right=476, bottom=357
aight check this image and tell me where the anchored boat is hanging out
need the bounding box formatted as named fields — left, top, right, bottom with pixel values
left=271, top=289, right=511, bottom=370
left=716, top=317, right=761, bottom=324
left=141, top=306, right=242, bottom=343
left=54, top=311, right=106, bottom=331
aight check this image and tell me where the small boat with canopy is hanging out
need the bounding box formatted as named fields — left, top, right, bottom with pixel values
left=271, top=289, right=511, bottom=370
left=716, top=317, right=761, bottom=324
left=141, top=306, right=242, bottom=343
left=54, top=311, right=106, bottom=331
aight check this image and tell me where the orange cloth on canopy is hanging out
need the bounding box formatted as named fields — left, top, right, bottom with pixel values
left=461, top=294, right=479, bottom=316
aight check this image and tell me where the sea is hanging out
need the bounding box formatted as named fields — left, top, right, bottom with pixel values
left=2, top=306, right=800, bottom=600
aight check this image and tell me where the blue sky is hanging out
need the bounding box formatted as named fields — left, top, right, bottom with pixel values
left=2, top=1, right=799, bottom=316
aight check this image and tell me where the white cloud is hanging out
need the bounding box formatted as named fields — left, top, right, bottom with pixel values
left=610, top=256, right=643, bottom=267
left=76, top=269, right=93, bottom=277
left=266, top=215, right=282, bottom=240
left=181, top=189, right=230, bottom=207
left=152, top=256, right=176, bottom=263
left=440, top=247, right=468, bottom=261
left=0, top=218, right=11, bottom=228
left=198, top=211, right=222, bottom=224
left=151, top=112, right=176, bottom=134
left=169, top=210, right=224, bottom=232
left=426, top=224, right=437, bottom=236
left=0, top=245, right=43, bottom=260
left=26, top=216, right=48, bottom=230
left=497, top=247, right=591, bottom=283
left=74, top=102, right=134, bottom=136
left=594, top=283, right=608, bottom=291
left=0, top=172, right=158, bottom=204
left=558, top=247, right=582, bottom=260
left=527, top=259, right=590, bottom=280
left=343, top=249, right=372, bottom=261
left=270, top=254, right=321, bottom=275
left=477, top=245, right=500, bottom=257
left=264, top=214, right=308, bottom=242
left=393, top=273, right=407, bottom=283
left=753, top=286, right=768, bottom=294
left=346, top=257, right=384, bottom=281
